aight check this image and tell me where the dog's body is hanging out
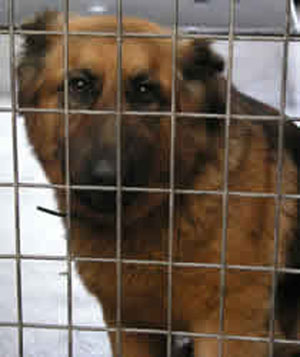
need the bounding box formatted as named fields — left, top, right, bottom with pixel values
left=18, top=12, right=300, bottom=356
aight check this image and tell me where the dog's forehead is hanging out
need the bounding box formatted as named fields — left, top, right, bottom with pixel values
left=43, top=16, right=174, bottom=86
left=67, top=15, right=170, bottom=37
left=66, top=37, right=172, bottom=77
left=67, top=16, right=172, bottom=77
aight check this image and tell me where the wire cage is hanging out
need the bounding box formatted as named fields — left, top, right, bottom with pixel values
left=0, top=0, right=300, bottom=356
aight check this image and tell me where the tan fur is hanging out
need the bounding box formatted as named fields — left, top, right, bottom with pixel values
left=18, top=13, right=299, bottom=356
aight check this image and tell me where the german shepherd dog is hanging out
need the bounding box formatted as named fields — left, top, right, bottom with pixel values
left=18, top=11, right=300, bottom=357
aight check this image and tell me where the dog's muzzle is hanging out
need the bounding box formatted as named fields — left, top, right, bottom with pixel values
left=70, top=143, right=153, bottom=214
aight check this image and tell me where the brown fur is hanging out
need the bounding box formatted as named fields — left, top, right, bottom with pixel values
left=18, top=12, right=300, bottom=356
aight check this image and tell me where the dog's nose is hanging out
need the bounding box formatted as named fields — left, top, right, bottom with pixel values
left=74, top=159, right=116, bottom=214
left=90, top=159, right=116, bottom=186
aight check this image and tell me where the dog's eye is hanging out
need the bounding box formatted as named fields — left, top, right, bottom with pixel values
left=57, top=69, right=99, bottom=96
left=137, top=80, right=151, bottom=95
left=69, top=76, right=94, bottom=93
left=134, top=77, right=153, bottom=97
left=127, top=74, right=161, bottom=106
left=58, top=69, right=101, bottom=108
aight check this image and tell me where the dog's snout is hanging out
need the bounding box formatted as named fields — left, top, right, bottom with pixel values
left=91, top=159, right=116, bottom=186
left=72, top=157, right=116, bottom=214
left=69, top=124, right=155, bottom=214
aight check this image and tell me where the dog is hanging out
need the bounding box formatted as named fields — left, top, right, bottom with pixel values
left=18, top=11, right=300, bottom=356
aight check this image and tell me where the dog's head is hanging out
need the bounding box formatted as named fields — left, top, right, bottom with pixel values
left=18, top=12, right=225, bottom=224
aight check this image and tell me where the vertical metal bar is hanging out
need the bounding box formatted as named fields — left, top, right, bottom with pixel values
left=166, top=0, right=179, bottom=356
left=268, top=1, right=291, bottom=356
left=8, top=0, right=23, bottom=355
left=218, top=0, right=236, bottom=356
left=116, top=0, right=123, bottom=355
left=62, top=2, right=73, bottom=356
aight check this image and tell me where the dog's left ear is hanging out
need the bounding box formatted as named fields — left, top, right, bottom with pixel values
left=179, top=40, right=224, bottom=81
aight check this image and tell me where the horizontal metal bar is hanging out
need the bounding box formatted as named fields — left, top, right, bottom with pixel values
left=0, top=321, right=115, bottom=332
left=0, top=254, right=66, bottom=260
left=183, top=34, right=300, bottom=42
left=0, top=107, right=269, bottom=119
left=0, top=321, right=300, bottom=346
left=12, top=107, right=300, bottom=120
left=1, top=253, right=300, bottom=275
left=1, top=28, right=300, bottom=42
left=3, top=182, right=300, bottom=200
left=1, top=106, right=298, bottom=122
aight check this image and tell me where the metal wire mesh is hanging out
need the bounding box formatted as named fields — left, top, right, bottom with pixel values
left=1, top=0, right=300, bottom=356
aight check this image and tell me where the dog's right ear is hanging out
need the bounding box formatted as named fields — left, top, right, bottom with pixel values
left=18, top=11, right=59, bottom=106
left=177, top=40, right=226, bottom=113
left=179, top=40, right=224, bottom=81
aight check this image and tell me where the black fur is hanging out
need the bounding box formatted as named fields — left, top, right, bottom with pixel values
left=18, top=11, right=56, bottom=107
left=182, top=40, right=224, bottom=81
left=20, top=11, right=56, bottom=57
